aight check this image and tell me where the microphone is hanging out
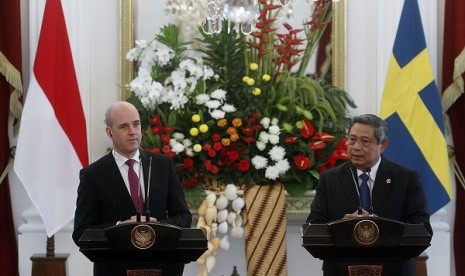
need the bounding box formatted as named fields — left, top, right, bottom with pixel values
left=349, top=167, right=363, bottom=216
left=145, top=156, right=152, bottom=222
left=136, top=155, right=143, bottom=222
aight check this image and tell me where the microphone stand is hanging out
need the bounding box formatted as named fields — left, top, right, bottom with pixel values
left=136, top=156, right=143, bottom=222
left=145, top=156, right=152, bottom=222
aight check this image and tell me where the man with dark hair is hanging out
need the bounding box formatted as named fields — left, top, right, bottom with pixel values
left=307, top=114, right=431, bottom=276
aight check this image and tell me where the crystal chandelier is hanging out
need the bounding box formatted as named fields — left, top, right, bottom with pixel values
left=163, top=0, right=294, bottom=35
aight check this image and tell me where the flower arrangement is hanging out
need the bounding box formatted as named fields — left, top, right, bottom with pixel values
left=126, top=0, right=355, bottom=196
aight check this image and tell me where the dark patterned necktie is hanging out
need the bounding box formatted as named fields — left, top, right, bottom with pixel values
left=360, top=173, right=371, bottom=211
left=126, top=159, right=143, bottom=211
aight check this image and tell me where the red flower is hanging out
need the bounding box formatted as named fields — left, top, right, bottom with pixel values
left=300, top=119, right=315, bottom=138
left=285, top=136, right=299, bottom=143
left=184, top=157, right=194, bottom=167
left=162, top=145, right=171, bottom=154
left=151, top=126, right=162, bottom=135
left=309, top=141, right=326, bottom=150
left=213, top=142, right=222, bottom=151
left=238, top=159, right=251, bottom=172
left=160, top=134, right=170, bottom=144
left=163, top=126, right=174, bottom=134
left=149, top=148, right=160, bottom=154
left=212, top=133, right=221, bottom=142
left=294, top=155, right=311, bottom=170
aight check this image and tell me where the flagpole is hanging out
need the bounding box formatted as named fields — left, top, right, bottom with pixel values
left=30, top=235, right=69, bottom=276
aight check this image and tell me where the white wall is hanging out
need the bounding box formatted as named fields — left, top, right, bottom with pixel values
left=10, top=0, right=454, bottom=275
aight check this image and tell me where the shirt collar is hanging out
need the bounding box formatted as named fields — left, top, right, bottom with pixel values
left=357, top=157, right=381, bottom=181
left=112, top=149, right=140, bottom=168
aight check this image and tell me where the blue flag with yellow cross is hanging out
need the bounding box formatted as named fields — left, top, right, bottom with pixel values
left=380, top=0, right=451, bottom=214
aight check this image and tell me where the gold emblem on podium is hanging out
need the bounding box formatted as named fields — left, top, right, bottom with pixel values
left=131, top=224, right=156, bottom=249
left=353, top=220, right=379, bottom=245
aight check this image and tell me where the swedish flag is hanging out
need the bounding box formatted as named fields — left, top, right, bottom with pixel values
left=380, top=0, right=451, bottom=214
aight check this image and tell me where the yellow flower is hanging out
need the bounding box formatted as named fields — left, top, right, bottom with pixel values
left=262, top=74, right=271, bottom=82
left=232, top=118, right=242, bottom=127
left=199, top=124, right=209, bottom=133
left=252, top=87, right=261, bottom=96
left=193, top=144, right=202, bottom=152
left=249, top=63, right=259, bottom=71
left=190, top=127, right=199, bottom=136
left=246, top=78, right=255, bottom=86
left=191, top=114, right=201, bottom=123
left=242, top=76, right=249, bottom=83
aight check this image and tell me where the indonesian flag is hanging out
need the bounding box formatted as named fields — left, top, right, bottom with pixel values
left=14, top=0, right=88, bottom=237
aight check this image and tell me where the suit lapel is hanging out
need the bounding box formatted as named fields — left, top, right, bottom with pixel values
left=104, top=152, right=136, bottom=214
left=372, top=158, right=393, bottom=211
left=140, top=150, right=153, bottom=212
left=340, top=163, right=361, bottom=210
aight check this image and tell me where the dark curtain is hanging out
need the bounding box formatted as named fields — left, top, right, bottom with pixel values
left=442, top=0, right=465, bottom=275
left=0, top=0, right=21, bottom=275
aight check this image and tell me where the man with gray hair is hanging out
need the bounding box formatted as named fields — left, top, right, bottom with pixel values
left=307, top=114, right=431, bottom=276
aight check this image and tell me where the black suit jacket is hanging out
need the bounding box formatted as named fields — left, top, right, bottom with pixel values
left=307, top=157, right=432, bottom=276
left=72, top=150, right=192, bottom=275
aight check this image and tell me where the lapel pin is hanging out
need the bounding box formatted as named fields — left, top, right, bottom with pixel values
left=386, top=179, right=391, bottom=184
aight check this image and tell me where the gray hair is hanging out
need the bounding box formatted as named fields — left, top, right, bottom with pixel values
left=349, top=114, right=388, bottom=144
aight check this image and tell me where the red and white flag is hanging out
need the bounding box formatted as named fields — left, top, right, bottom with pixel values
left=14, top=0, right=88, bottom=237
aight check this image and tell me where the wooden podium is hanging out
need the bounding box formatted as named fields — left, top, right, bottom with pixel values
left=301, top=217, right=432, bottom=276
left=77, top=222, right=208, bottom=276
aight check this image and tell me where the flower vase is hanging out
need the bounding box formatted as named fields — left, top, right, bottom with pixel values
left=243, top=183, right=287, bottom=276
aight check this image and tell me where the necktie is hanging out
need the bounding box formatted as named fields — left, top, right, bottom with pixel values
left=359, top=173, right=371, bottom=211
left=126, top=159, right=144, bottom=211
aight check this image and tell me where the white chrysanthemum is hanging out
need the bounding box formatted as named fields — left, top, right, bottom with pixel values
left=268, top=134, right=280, bottom=145
left=182, top=138, right=192, bottom=147
left=260, top=117, right=271, bottom=129
left=269, top=145, right=286, bottom=161
left=196, top=94, right=210, bottom=105
left=276, top=159, right=290, bottom=173
left=211, top=89, right=227, bottom=100
left=169, top=138, right=177, bottom=147
left=221, top=104, right=236, bottom=113
left=172, top=132, right=185, bottom=140
left=271, top=118, right=279, bottom=125
left=210, top=109, right=226, bottom=119
left=205, top=100, right=222, bottom=109
left=185, top=148, right=194, bottom=157
left=268, top=125, right=280, bottom=135
left=256, top=141, right=267, bottom=151
left=265, top=165, right=280, bottom=180
left=252, top=155, right=268, bottom=169
left=171, top=142, right=185, bottom=154
left=258, top=131, right=269, bottom=143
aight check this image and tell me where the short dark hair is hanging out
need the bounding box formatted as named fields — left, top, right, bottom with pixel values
left=349, top=114, right=388, bottom=144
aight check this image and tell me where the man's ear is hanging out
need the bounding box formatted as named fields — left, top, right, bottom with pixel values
left=106, top=127, right=112, bottom=138
left=380, top=139, right=389, bottom=153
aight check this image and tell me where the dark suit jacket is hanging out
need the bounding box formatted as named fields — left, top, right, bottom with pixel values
left=72, top=150, right=192, bottom=275
left=307, top=157, right=432, bottom=276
